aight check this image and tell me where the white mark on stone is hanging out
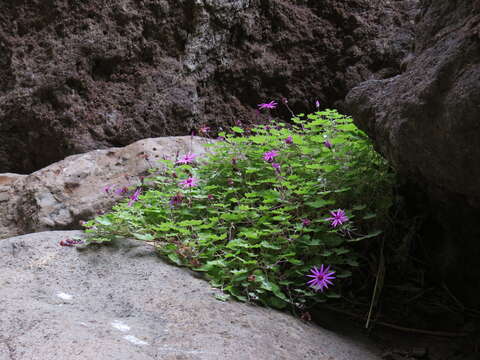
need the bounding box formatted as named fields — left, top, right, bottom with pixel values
left=56, top=292, right=73, bottom=300
left=111, top=320, right=131, bottom=332
left=158, top=347, right=206, bottom=354
left=123, top=335, right=148, bottom=346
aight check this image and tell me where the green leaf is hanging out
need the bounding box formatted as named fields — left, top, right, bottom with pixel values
left=260, top=241, right=282, bottom=250
left=226, top=239, right=250, bottom=249
left=95, top=217, right=112, bottom=226
left=231, top=269, right=249, bottom=282
left=132, top=233, right=154, bottom=241
left=265, top=296, right=287, bottom=309
left=241, top=230, right=259, bottom=239
left=167, top=253, right=182, bottom=265
left=336, top=270, right=352, bottom=278
left=287, top=258, right=303, bottom=265
left=352, top=204, right=367, bottom=211
left=214, top=293, right=231, bottom=302
left=346, top=259, right=359, bottom=266
left=305, top=199, right=335, bottom=208
left=334, top=248, right=350, bottom=255
left=325, top=292, right=341, bottom=299
left=348, top=230, right=382, bottom=242
left=196, top=260, right=227, bottom=272
left=231, top=126, right=244, bottom=134
left=225, top=286, right=247, bottom=302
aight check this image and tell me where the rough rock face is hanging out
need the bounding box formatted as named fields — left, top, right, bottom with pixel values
left=0, top=231, right=381, bottom=360
left=0, top=136, right=209, bottom=239
left=346, top=1, right=480, bottom=305
left=0, top=0, right=416, bottom=174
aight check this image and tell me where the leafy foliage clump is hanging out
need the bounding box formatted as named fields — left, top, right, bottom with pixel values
left=84, top=109, right=393, bottom=310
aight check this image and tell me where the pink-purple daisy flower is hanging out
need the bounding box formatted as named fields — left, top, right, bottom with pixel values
left=115, top=187, right=128, bottom=195
left=307, top=265, right=335, bottom=292
left=285, top=136, right=293, bottom=145
left=326, top=209, right=349, bottom=228
left=128, top=188, right=142, bottom=207
left=324, top=140, right=333, bottom=149
left=180, top=177, right=199, bottom=188
left=169, top=193, right=184, bottom=207
left=200, top=126, right=210, bottom=133
left=263, top=150, right=279, bottom=162
left=176, top=153, right=197, bottom=164
left=301, top=218, right=311, bottom=226
left=257, top=101, right=278, bottom=110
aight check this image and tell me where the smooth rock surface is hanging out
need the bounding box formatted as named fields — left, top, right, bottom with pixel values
left=0, top=136, right=210, bottom=240
left=0, top=0, right=416, bottom=174
left=0, top=231, right=381, bottom=360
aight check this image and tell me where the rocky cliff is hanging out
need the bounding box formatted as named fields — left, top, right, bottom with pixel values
left=0, top=0, right=416, bottom=173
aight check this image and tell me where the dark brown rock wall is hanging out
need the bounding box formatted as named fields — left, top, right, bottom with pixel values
left=348, top=0, right=480, bottom=206
left=346, top=0, right=480, bottom=305
left=0, top=0, right=415, bottom=173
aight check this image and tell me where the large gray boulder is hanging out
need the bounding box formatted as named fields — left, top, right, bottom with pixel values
left=346, top=0, right=480, bottom=305
left=0, top=231, right=381, bottom=360
left=0, top=136, right=209, bottom=240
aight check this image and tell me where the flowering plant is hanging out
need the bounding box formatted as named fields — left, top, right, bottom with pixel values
left=84, top=109, right=393, bottom=310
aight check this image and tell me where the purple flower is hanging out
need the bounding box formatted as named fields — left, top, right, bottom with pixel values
left=60, top=238, right=83, bottom=247
left=128, top=188, right=142, bottom=207
left=272, top=162, right=281, bottom=171
left=200, top=126, right=210, bottom=133
left=169, top=193, right=184, bottom=207
left=326, top=209, right=349, bottom=228
left=115, top=187, right=128, bottom=195
left=307, top=265, right=335, bottom=292
left=324, top=140, right=333, bottom=149
left=315, top=100, right=320, bottom=109
left=263, top=150, right=279, bottom=162
left=285, top=136, right=293, bottom=145
left=104, top=185, right=113, bottom=193
left=176, top=153, right=197, bottom=164
left=180, top=177, right=199, bottom=188
left=301, top=218, right=311, bottom=226
left=258, top=101, right=278, bottom=110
